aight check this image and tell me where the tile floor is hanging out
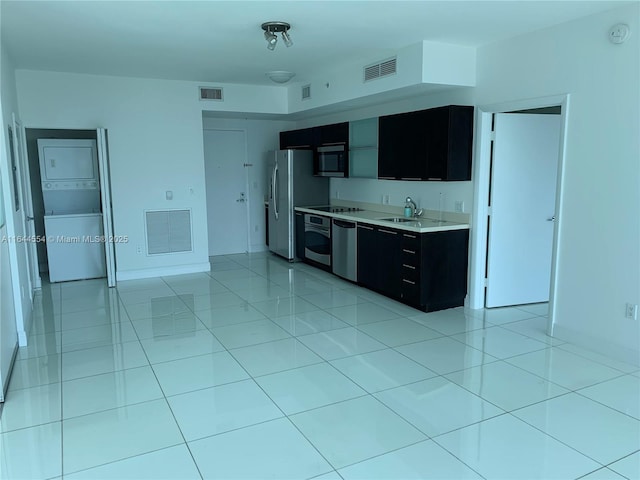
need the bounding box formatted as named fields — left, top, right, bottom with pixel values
left=1, top=252, right=639, bottom=479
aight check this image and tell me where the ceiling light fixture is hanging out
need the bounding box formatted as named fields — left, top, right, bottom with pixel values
left=266, top=71, right=295, bottom=84
left=261, top=21, right=293, bottom=50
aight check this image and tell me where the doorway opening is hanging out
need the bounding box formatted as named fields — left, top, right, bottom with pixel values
left=24, top=128, right=116, bottom=287
left=469, top=95, right=569, bottom=336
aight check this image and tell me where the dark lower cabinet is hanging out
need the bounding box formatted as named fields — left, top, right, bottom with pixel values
left=265, top=204, right=269, bottom=247
left=358, top=223, right=469, bottom=312
left=295, top=212, right=305, bottom=261
left=356, top=225, right=378, bottom=290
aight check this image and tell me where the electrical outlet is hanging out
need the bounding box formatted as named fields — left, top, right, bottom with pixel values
left=136, top=245, right=142, bottom=254
left=383, top=194, right=390, bottom=205
left=454, top=200, right=464, bottom=213
left=335, top=190, right=340, bottom=199
left=625, top=303, right=638, bottom=320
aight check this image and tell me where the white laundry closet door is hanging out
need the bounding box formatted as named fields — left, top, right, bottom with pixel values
left=486, top=113, right=561, bottom=308
left=203, top=129, right=249, bottom=255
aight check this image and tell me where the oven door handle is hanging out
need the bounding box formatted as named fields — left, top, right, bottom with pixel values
left=305, top=224, right=330, bottom=235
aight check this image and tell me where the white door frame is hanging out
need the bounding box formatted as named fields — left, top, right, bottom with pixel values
left=21, top=125, right=117, bottom=287
left=96, top=128, right=116, bottom=287
left=468, top=94, right=570, bottom=336
left=13, top=114, right=41, bottom=292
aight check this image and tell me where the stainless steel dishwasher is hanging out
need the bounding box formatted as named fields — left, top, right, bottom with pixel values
left=331, top=219, right=357, bottom=282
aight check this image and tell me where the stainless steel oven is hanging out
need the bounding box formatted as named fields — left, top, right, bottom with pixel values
left=304, top=214, right=331, bottom=268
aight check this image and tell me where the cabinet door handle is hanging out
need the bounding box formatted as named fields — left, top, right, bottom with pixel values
left=358, top=225, right=373, bottom=230
left=402, top=279, right=416, bottom=285
left=427, top=177, right=443, bottom=181
left=378, top=229, right=398, bottom=235
left=400, top=177, right=422, bottom=181
left=403, top=234, right=416, bottom=239
left=402, top=264, right=416, bottom=270
left=378, top=176, right=396, bottom=180
left=402, top=249, right=416, bottom=254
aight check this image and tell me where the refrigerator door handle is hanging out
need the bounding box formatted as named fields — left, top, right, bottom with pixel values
left=272, top=162, right=279, bottom=220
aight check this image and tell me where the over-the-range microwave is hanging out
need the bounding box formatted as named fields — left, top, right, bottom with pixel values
left=315, top=144, right=346, bottom=177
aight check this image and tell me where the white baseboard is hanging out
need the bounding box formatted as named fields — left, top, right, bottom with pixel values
left=116, top=262, right=211, bottom=281
left=553, top=324, right=640, bottom=367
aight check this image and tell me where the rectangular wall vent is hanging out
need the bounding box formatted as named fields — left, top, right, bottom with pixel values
left=364, top=57, right=397, bottom=82
left=145, top=209, right=193, bottom=255
left=301, top=84, right=311, bottom=100
left=199, top=87, right=223, bottom=101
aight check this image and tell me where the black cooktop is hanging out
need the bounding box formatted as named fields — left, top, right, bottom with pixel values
left=309, top=206, right=364, bottom=213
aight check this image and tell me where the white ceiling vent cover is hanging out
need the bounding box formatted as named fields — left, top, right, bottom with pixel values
left=145, top=209, right=193, bottom=255
left=199, top=87, right=223, bottom=101
left=364, top=57, right=397, bottom=82
left=301, top=84, right=311, bottom=100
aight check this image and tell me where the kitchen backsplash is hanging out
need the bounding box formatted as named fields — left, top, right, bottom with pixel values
left=330, top=199, right=471, bottom=225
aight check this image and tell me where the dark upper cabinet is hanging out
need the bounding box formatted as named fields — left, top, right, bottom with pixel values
left=279, top=122, right=348, bottom=150
left=280, top=127, right=316, bottom=149
left=425, top=105, right=474, bottom=181
left=378, top=105, right=474, bottom=181
left=379, top=110, right=426, bottom=180
left=378, top=115, right=403, bottom=179
left=317, top=122, right=349, bottom=145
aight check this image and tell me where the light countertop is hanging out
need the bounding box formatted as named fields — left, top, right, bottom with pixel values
left=295, top=202, right=470, bottom=234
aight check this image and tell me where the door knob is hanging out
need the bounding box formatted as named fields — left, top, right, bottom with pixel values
left=547, top=216, right=556, bottom=222
left=26, top=215, right=35, bottom=221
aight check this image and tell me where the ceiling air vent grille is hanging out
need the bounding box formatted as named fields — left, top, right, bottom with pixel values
left=301, top=84, right=311, bottom=100
left=199, top=87, right=223, bottom=101
left=145, top=209, right=193, bottom=255
left=364, top=57, right=397, bottom=82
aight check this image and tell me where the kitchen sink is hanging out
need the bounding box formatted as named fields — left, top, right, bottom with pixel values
left=380, top=217, right=416, bottom=223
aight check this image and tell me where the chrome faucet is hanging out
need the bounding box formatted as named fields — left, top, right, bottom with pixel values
left=405, top=196, right=423, bottom=218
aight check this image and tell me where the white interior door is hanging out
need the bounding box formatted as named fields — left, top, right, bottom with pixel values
left=486, top=113, right=561, bottom=307
left=6, top=117, right=32, bottom=344
left=96, top=128, right=116, bottom=287
left=0, top=126, right=18, bottom=401
left=203, top=129, right=249, bottom=256
left=13, top=114, right=41, bottom=290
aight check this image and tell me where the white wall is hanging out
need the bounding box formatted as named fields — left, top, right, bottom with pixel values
left=287, top=41, right=476, bottom=115
left=201, top=116, right=295, bottom=252
left=15, top=71, right=216, bottom=279
left=476, top=4, right=639, bottom=363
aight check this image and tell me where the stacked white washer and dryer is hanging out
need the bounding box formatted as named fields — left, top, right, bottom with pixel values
left=38, top=139, right=106, bottom=282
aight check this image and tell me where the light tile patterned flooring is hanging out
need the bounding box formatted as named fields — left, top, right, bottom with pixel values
left=1, top=252, right=639, bottom=479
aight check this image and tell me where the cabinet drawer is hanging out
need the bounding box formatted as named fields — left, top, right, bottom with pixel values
left=400, top=263, right=420, bottom=282
left=400, top=279, right=421, bottom=305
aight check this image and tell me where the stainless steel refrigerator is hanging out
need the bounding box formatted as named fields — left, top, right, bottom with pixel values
left=268, top=149, right=329, bottom=260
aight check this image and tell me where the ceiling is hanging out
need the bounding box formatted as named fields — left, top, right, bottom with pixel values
left=0, top=1, right=633, bottom=86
